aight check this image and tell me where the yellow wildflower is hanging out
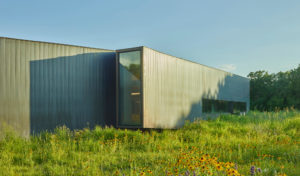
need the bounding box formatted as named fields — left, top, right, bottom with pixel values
left=216, top=165, right=223, bottom=171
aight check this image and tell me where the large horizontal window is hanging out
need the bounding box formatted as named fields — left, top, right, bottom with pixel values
left=202, top=99, right=246, bottom=114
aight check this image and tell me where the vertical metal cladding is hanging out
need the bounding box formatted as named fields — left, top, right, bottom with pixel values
left=1, top=37, right=250, bottom=135
left=0, top=37, right=115, bottom=137
left=142, top=47, right=250, bottom=128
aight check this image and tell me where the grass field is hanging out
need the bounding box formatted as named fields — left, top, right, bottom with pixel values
left=0, top=110, right=299, bottom=176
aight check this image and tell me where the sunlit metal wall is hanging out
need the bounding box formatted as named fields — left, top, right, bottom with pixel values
left=0, top=37, right=115, bottom=137
left=142, top=47, right=250, bottom=128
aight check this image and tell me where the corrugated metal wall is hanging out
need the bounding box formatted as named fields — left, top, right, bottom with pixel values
left=142, top=47, right=250, bottom=128
left=0, top=37, right=115, bottom=136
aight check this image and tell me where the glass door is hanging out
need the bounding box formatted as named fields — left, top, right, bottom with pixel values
left=118, top=50, right=142, bottom=126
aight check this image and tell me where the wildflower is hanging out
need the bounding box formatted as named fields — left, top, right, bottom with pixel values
left=204, top=154, right=210, bottom=158
left=165, top=170, right=172, bottom=176
left=185, top=170, right=190, bottom=176
left=257, top=168, right=262, bottom=173
left=278, top=174, right=287, bottom=176
left=225, top=163, right=231, bottom=168
left=234, top=164, right=238, bottom=170
left=250, top=166, right=255, bottom=176
left=147, top=170, right=152, bottom=174
left=216, top=165, right=223, bottom=171
left=231, top=170, right=237, bottom=175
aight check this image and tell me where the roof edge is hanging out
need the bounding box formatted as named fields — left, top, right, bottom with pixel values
left=0, top=36, right=114, bottom=51
left=116, top=46, right=143, bottom=52
left=142, top=46, right=249, bottom=80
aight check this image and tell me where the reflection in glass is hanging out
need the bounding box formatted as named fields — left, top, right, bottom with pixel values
left=202, top=99, right=246, bottom=114
left=118, top=51, right=142, bottom=126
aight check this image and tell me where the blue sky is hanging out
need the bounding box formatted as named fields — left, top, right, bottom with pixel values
left=0, top=0, right=299, bottom=76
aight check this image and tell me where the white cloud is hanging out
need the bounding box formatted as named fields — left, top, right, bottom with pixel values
left=219, top=64, right=237, bottom=72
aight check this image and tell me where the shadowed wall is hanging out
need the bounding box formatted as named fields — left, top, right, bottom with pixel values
left=0, top=37, right=115, bottom=137
left=30, top=52, right=116, bottom=134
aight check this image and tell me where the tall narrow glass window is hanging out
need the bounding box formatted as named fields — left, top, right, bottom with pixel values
left=118, top=51, right=142, bottom=126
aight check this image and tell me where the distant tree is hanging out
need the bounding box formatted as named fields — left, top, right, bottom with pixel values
left=289, top=65, right=300, bottom=109
left=248, top=65, right=300, bottom=111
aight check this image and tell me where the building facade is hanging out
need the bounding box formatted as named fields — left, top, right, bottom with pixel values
left=0, top=37, right=249, bottom=137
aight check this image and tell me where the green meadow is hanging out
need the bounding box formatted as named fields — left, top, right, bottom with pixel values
left=0, top=110, right=299, bottom=176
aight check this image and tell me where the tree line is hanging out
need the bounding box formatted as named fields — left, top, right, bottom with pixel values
left=247, top=64, right=300, bottom=111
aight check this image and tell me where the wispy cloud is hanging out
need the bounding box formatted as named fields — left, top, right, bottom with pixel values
left=219, top=64, right=236, bottom=72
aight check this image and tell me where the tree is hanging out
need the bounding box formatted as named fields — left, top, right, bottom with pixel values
left=247, top=65, right=300, bottom=111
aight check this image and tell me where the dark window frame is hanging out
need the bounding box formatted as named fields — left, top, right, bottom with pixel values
left=117, top=49, right=143, bottom=128
left=202, top=99, right=246, bottom=114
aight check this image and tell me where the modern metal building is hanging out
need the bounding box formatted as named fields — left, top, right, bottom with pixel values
left=0, top=37, right=249, bottom=137
left=116, top=47, right=249, bottom=129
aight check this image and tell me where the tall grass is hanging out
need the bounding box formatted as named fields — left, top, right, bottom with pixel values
left=0, top=110, right=299, bottom=176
